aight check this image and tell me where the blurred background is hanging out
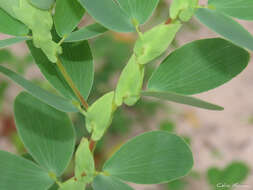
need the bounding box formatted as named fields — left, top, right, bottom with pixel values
left=0, top=0, right=253, bottom=189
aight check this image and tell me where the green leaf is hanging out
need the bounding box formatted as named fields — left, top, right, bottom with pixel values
left=134, top=21, right=182, bottom=65
left=195, top=8, right=253, bottom=51
left=65, top=23, right=108, bottom=42
left=14, top=92, right=76, bottom=176
left=27, top=39, right=94, bottom=101
left=0, top=65, right=78, bottom=112
left=54, top=0, right=85, bottom=37
left=0, top=37, right=29, bottom=49
left=0, top=8, right=29, bottom=36
left=142, top=91, right=224, bottom=111
left=93, top=175, right=134, bottom=190
left=75, top=138, right=95, bottom=182
left=148, top=38, right=249, bottom=95
left=59, top=178, right=86, bottom=190
left=86, top=91, right=115, bottom=141
left=116, top=0, right=159, bottom=24
left=103, top=131, right=193, bottom=184
left=168, top=179, right=188, bottom=190
left=0, top=151, right=54, bottom=190
left=208, top=0, right=253, bottom=20
left=29, top=0, right=55, bottom=10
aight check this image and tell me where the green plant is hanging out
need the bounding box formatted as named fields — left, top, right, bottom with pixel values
left=0, top=0, right=252, bottom=189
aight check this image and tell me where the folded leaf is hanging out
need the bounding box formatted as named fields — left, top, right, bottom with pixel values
left=170, top=0, right=198, bottom=21
left=65, top=23, right=108, bottom=42
left=0, top=8, right=29, bottom=36
left=142, top=91, right=223, bottom=111
left=93, top=175, right=134, bottom=190
left=208, top=0, right=253, bottom=20
left=59, top=178, right=86, bottom=190
left=0, top=65, right=78, bottom=112
left=0, top=151, right=54, bottom=190
left=195, top=8, right=253, bottom=51
left=103, top=131, right=193, bottom=184
left=29, top=0, right=55, bottom=10
left=148, top=38, right=249, bottom=95
left=54, top=0, right=85, bottom=37
left=0, top=37, right=28, bottom=49
left=14, top=92, right=76, bottom=176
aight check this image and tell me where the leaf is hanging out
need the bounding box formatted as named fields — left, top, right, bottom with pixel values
left=86, top=91, right=115, bottom=141
left=27, top=39, right=94, bottom=101
left=75, top=138, right=95, bottom=182
left=93, top=175, right=134, bottom=190
left=208, top=0, right=253, bottom=20
left=142, top=91, right=223, bottom=111
left=148, top=38, right=249, bottom=95
left=54, top=0, right=85, bottom=37
left=29, top=0, right=55, bottom=10
left=116, top=0, right=159, bottom=24
left=134, top=21, right=182, bottom=65
left=0, top=151, right=54, bottom=190
left=0, top=8, right=29, bottom=36
left=115, top=56, right=144, bottom=106
left=0, top=37, right=29, bottom=49
left=195, top=8, right=253, bottom=51
left=103, top=131, right=193, bottom=184
left=0, top=65, right=78, bottom=112
left=14, top=92, right=76, bottom=176
left=78, top=0, right=134, bottom=32
left=65, top=23, right=108, bottom=42
left=59, top=178, right=86, bottom=190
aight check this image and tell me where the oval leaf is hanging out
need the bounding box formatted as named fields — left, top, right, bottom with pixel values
left=142, top=91, right=224, bottom=111
left=0, top=65, right=78, bottom=112
left=0, top=151, right=54, bottom=190
left=27, top=39, right=94, bottom=101
left=0, top=8, right=29, bottom=36
left=78, top=0, right=134, bottom=32
left=54, top=0, right=85, bottom=37
left=65, top=23, right=108, bottom=42
left=29, top=0, right=55, bottom=10
left=93, top=175, right=134, bottom=190
left=0, top=37, right=28, bottom=49
left=148, top=38, right=249, bottom=95
left=14, top=92, right=76, bottom=176
left=103, top=131, right=193, bottom=184
left=208, top=0, right=253, bottom=20
left=195, top=8, right=253, bottom=51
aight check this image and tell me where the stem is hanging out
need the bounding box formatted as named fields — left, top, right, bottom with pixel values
left=55, top=58, right=89, bottom=110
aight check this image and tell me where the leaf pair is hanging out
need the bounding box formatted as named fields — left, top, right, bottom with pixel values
left=144, top=38, right=249, bottom=110
left=78, top=0, right=159, bottom=32
left=92, top=131, right=193, bottom=189
left=0, top=91, right=76, bottom=190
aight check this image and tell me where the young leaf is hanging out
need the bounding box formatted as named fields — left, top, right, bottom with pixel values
left=0, top=151, right=54, bottom=190
left=0, top=8, right=29, bottom=36
left=134, top=21, right=182, bottom=65
left=75, top=138, right=95, bottom=182
left=208, top=0, right=253, bottom=20
left=116, top=0, right=159, bottom=24
left=93, top=175, right=134, bottom=190
left=27, top=39, right=94, bottom=101
left=54, top=0, right=85, bottom=37
left=195, top=8, right=253, bottom=51
left=14, top=92, right=76, bottom=176
left=115, top=56, right=144, bottom=106
left=86, top=91, right=115, bottom=141
left=0, top=65, right=78, bottom=112
left=103, top=131, right=193, bottom=184
left=148, top=38, right=249, bottom=95
left=29, top=0, right=55, bottom=10
left=142, top=91, right=224, bottom=111
left=65, top=23, right=108, bottom=42
left=59, top=178, right=86, bottom=190
left=0, top=37, right=29, bottom=49
left=78, top=0, right=134, bottom=32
